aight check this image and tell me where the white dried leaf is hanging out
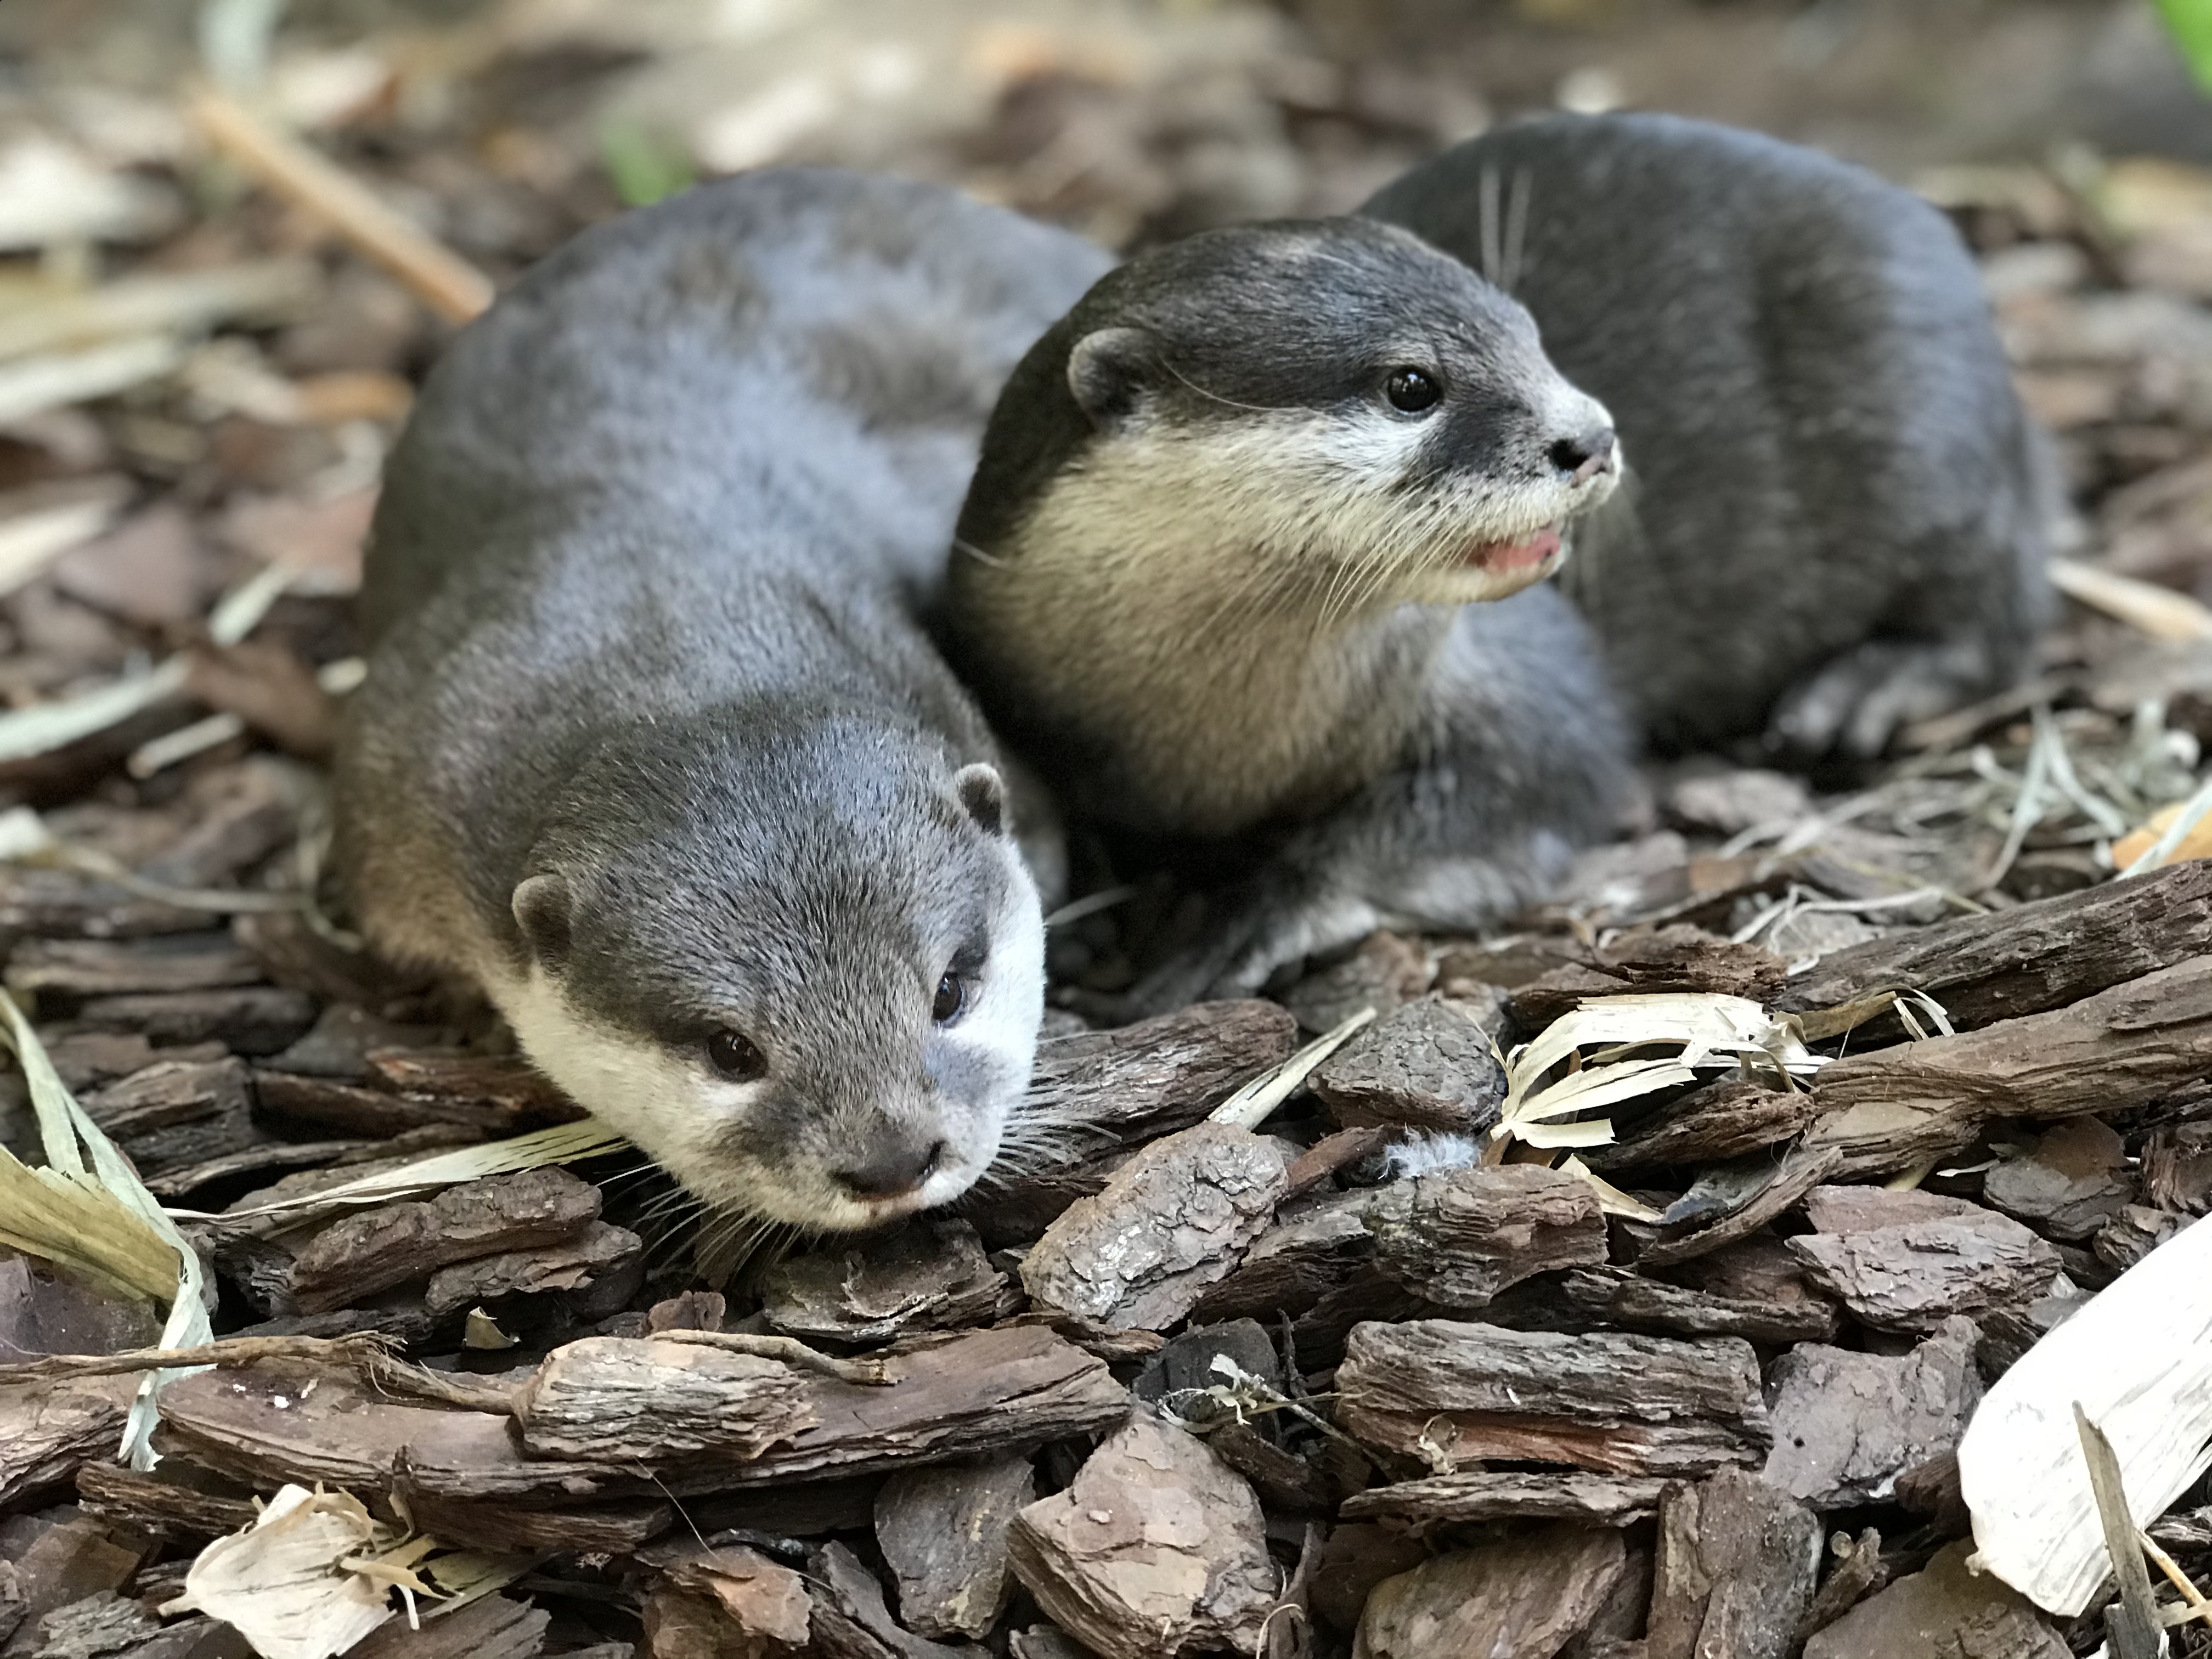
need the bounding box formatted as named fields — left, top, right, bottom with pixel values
left=167, top=1485, right=396, bottom=1659
left=1961, top=1213, right=2212, bottom=1615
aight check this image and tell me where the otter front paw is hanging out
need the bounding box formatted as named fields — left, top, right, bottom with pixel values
left=1768, top=639, right=1995, bottom=760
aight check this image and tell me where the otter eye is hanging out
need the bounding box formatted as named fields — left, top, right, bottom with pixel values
left=933, top=972, right=967, bottom=1025
left=1384, top=368, right=1441, bottom=414
left=706, top=1030, right=768, bottom=1081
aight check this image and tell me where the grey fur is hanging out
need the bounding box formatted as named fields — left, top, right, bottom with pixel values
left=1363, top=111, right=2054, bottom=755
left=335, top=170, right=1111, bottom=1224
left=943, top=217, right=1637, bottom=1013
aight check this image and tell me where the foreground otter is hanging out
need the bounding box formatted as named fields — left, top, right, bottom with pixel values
left=1364, top=111, right=2053, bottom=757
left=944, top=114, right=2050, bottom=1012
left=335, top=171, right=1109, bottom=1227
left=941, top=216, right=1638, bottom=1011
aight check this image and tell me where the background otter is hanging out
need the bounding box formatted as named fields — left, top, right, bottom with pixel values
left=336, top=170, right=1110, bottom=1227
left=942, top=216, right=1639, bottom=1014
left=1364, top=111, right=2055, bottom=759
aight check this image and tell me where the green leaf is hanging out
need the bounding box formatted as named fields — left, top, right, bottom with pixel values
left=598, top=118, right=695, bottom=209
left=2159, top=0, right=2212, bottom=96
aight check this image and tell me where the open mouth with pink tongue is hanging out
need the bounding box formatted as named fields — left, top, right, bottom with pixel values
left=1461, top=524, right=1563, bottom=572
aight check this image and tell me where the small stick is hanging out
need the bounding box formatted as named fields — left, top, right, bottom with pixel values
left=648, top=1329, right=895, bottom=1386
left=2074, top=1402, right=2164, bottom=1659
left=189, top=88, right=494, bottom=326
left=2141, top=1530, right=2212, bottom=1629
left=0, top=1332, right=521, bottom=1414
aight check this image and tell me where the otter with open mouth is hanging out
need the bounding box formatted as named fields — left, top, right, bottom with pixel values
left=940, top=216, right=1638, bottom=1013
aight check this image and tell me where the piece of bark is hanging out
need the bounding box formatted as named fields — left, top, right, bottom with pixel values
left=1798, top=1185, right=1981, bottom=1235
left=964, top=1001, right=1299, bottom=1245
left=512, top=1336, right=815, bottom=1462
left=400, top=1492, right=670, bottom=1553
left=1585, top=1079, right=1818, bottom=1172
left=1203, top=1420, right=1335, bottom=1514
left=18, top=1593, right=250, bottom=1659
left=157, top=1327, right=1126, bottom=1501
left=1664, top=1231, right=1833, bottom=1307
left=874, top=1454, right=1035, bottom=1640
left=1020, top=1122, right=1286, bottom=1331
left=1308, top=999, right=1504, bottom=1135
left=1763, top=1316, right=1983, bottom=1508
left=67, top=986, right=317, bottom=1053
left=811, top=1540, right=973, bottom=1659
left=1186, top=1188, right=1375, bottom=1326
left=1365, top=1165, right=1607, bottom=1307
left=2143, top=1119, right=2212, bottom=1214
left=1007, top=1414, right=1276, bottom=1659
left=2092, top=1201, right=2191, bottom=1272
left=361, top=1050, right=579, bottom=1121
left=1982, top=1117, right=2133, bottom=1239
left=345, top=1595, right=549, bottom=1659
left=1778, top=861, right=2212, bottom=1031
left=1800, top=1540, right=2066, bottom=1659
left=1511, top=928, right=1786, bottom=1032
left=1130, top=1319, right=1283, bottom=1410
left=1335, top=1319, right=1769, bottom=1479
left=653, top=1543, right=812, bottom=1657
left=0, top=1515, right=145, bottom=1644
left=1785, top=1211, right=2062, bottom=1331
left=72, top=1462, right=257, bottom=1541
left=286, top=1166, right=600, bottom=1313
left=253, top=1070, right=514, bottom=1137
left=763, top=1221, right=1004, bottom=1345
left=1551, top=1266, right=1841, bottom=1345
left=1355, top=1523, right=1630, bottom=1659
left=1806, top=956, right=2212, bottom=1176
left=1628, top=1148, right=1843, bottom=1268
left=1794, top=1527, right=1886, bottom=1651
left=37, top=1033, right=227, bottom=1093
left=1280, top=932, right=1433, bottom=1035
left=1645, top=1468, right=1820, bottom=1659
left=0, top=1384, right=130, bottom=1506
left=644, top=1581, right=787, bottom=1659
left=422, top=1221, right=644, bottom=1319
left=1307, top=1525, right=1430, bottom=1637
left=5, top=933, right=266, bottom=1005
left=1340, top=1470, right=1668, bottom=1532
left=78, top=1057, right=252, bottom=1142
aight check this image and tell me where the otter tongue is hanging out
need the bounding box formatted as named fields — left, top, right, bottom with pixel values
left=1472, top=526, right=1562, bottom=572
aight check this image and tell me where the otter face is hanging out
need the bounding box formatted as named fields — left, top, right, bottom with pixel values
left=1039, top=217, right=1620, bottom=611
left=490, top=725, right=1045, bottom=1232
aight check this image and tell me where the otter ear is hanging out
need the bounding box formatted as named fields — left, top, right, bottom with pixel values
left=953, top=763, right=1008, bottom=838
left=1066, top=327, right=1158, bottom=427
left=511, top=873, right=573, bottom=969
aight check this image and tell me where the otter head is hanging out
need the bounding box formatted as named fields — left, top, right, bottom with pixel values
left=494, top=713, right=1044, bottom=1232
left=957, top=216, right=1618, bottom=611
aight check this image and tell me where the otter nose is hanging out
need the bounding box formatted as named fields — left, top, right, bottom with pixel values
left=1549, top=426, right=1617, bottom=484
left=833, top=1133, right=946, bottom=1201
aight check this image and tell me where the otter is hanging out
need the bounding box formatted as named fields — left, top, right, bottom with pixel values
left=1363, top=111, right=2053, bottom=757
left=335, top=170, right=1111, bottom=1228
left=941, top=216, right=1639, bottom=1013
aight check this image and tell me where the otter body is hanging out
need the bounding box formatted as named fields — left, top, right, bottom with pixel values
left=1363, top=112, right=2053, bottom=755
left=336, top=171, right=1110, bottom=1226
left=944, top=218, right=1637, bottom=1011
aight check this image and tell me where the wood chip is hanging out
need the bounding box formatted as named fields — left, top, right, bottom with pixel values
left=1584, top=1077, right=1818, bottom=1171
left=1334, top=1319, right=1770, bottom=1478
left=1007, top=1413, right=1275, bottom=1659
left=0, top=1381, right=131, bottom=1506
left=1808, top=955, right=2212, bottom=1175
left=511, top=1336, right=817, bottom=1462
left=1764, top=1317, right=1983, bottom=1507
left=1364, top=1164, right=1606, bottom=1308
left=422, top=1220, right=643, bottom=1319
left=1646, top=1466, right=1821, bottom=1659
left=874, top=1454, right=1035, bottom=1640
left=1778, top=860, right=2212, bottom=1030
left=286, top=1166, right=600, bottom=1314
left=1308, top=998, right=1504, bottom=1135
left=1982, top=1116, right=2134, bottom=1239
left=1279, top=932, right=1432, bottom=1034
left=1800, top=1541, right=2066, bottom=1659
left=1355, top=1523, right=1630, bottom=1659
left=1785, top=1210, right=2062, bottom=1331
left=346, top=1594, right=549, bottom=1659
left=73, top=1461, right=259, bottom=1541
left=763, top=1220, right=1005, bottom=1345
left=1020, top=1122, right=1286, bottom=1331
left=1546, top=1265, right=1841, bottom=1345
left=1339, top=1469, right=1668, bottom=1532
left=1511, top=927, right=1786, bottom=1032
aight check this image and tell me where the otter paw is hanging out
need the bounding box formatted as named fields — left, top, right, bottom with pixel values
left=1768, top=639, right=1994, bottom=760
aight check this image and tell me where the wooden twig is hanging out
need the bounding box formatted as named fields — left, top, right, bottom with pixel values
left=188, top=88, right=494, bottom=325
left=0, top=1331, right=518, bottom=1413
left=2074, top=1402, right=2164, bottom=1659
left=647, top=1329, right=895, bottom=1386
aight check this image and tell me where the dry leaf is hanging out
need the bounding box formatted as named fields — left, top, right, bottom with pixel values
left=167, top=1485, right=397, bottom=1659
